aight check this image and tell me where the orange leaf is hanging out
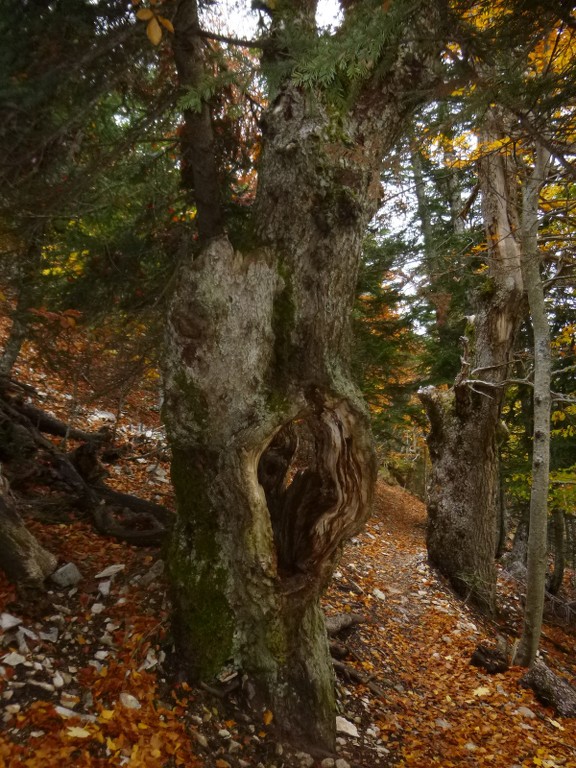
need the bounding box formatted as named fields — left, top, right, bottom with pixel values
left=146, top=17, right=162, bottom=45
left=136, top=8, right=153, bottom=19
left=263, top=709, right=273, bottom=726
left=158, top=15, right=174, bottom=33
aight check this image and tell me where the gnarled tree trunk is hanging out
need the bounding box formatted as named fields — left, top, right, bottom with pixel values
left=0, top=481, right=56, bottom=586
left=419, top=109, right=525, bottom=613
left=163, top=0, right=447, bottom=748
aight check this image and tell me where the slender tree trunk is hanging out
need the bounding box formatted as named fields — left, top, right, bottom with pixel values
left=516, top=143, right=552, bottom=666
left=0, top=241, right=41, bottom=377
left=163, top=0, right=447, bottom=747
left=419, top=109, right=525, bottom=613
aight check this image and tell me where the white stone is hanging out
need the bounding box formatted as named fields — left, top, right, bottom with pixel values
left=39, top=628, right=59, bottom=643
left=335, top=716, right=359, bottom=738
left=51, top=563, right=82, bottom=588
left=0, top=613, right=22, bottom=631
left=372, top=589, right=386, bottom=601
left=295, top=754, right=314, bottom=768
left=2, top=652, right=26, bottom=666
left=120, top=692, right=141, bottom=709
left=54, top=705, right=96, bottom=722
left=515, top=706, right=536, bottom=719
left=94, top=564, right=125, bottom=579
left=193, top=731, right=208, bottom=748
left=140, top=560, right=164, bottom=586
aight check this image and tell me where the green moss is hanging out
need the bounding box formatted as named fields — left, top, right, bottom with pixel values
left=271, top=260, right=296, bottom=371
left=167, top=449, right=235, bottom=679
left=478, top=276, right=496, bottom=298
left=265, top=617, right=289, bottom=664
left=162, top=372, right=210, bottom=438
left=265, top=388, right=290, bottom=416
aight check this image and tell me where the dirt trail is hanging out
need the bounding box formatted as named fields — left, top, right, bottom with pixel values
left=326, top=480, right=576, bottom=767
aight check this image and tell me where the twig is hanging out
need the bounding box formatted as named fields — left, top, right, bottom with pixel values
left=332, top=659, right=386, bottom=697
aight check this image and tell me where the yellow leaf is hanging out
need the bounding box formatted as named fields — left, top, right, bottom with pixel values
left=100, top=709, right=115, bottom=720
left=547, top=718, right=564, bottom=731
left=67, top=726, right=91, bottom=738
left=147, top=17, right=162, bottom=45
left=136, top=8, right=153, bottom=19
left=263, top=709, right=273, bottom=725
left=473, top=686, right=490, bottom=697
left=158, top=15, right=174, bottom=33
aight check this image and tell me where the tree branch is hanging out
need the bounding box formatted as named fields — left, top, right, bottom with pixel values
left=197, top=27, right=265, bottom=49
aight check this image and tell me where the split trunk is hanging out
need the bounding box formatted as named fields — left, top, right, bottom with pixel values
left=163, top=0, right=447, bottom=748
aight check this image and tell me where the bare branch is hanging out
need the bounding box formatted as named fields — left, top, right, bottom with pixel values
left=197, top=28, right=265, bottom=49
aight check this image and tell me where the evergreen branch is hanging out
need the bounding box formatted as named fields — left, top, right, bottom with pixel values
left=198, top=28, right=265, bottom=49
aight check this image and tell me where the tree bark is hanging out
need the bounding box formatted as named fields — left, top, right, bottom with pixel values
left=0, top=473, right=56, bottom=586
left=547, top=507, right=565, bottom=596
left=516, top=143, right=552, bottom=666
left=163, top=0, right=447, bottom=748
left=419, top=109, right=525, bottom=613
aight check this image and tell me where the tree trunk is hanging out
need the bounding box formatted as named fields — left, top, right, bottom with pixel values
left=516, top=143, right=552, bottom=667
left=163, top=0, right=447, bottom=748
left=419, top=109, right=525, bottom=613
left=164, top=231, right=376, bottom=750
left=0, top=475, right=56, bottom=586
left=0, top=239, right=43, bottom=378
left=547, top=507, right=565, bottom=596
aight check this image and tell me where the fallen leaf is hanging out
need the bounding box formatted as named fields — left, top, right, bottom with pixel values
left=263, top=709, right=273, bottom=726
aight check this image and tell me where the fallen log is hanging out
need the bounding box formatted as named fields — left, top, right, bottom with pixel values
left=325, top=612, right=366, bottom=636
left=10, top=399, right=101, bottom=443
left=521, top=660, right=576, bottom=717
left=96, top=485, right=174, bottom=529
left=1, top=392, right=172, bottom=547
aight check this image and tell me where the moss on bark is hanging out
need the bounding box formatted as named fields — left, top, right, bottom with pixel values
left=167, top=448, right=235, bottom=679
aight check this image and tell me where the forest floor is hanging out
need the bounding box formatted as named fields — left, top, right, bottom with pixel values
left=1, top=337, right=576, bottom=767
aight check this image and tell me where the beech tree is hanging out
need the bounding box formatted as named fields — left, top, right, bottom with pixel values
left=161, top=0, right=449, bottom=748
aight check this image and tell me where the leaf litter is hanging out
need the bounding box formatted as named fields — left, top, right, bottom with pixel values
left=1, top=320, right=576, bottom=766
